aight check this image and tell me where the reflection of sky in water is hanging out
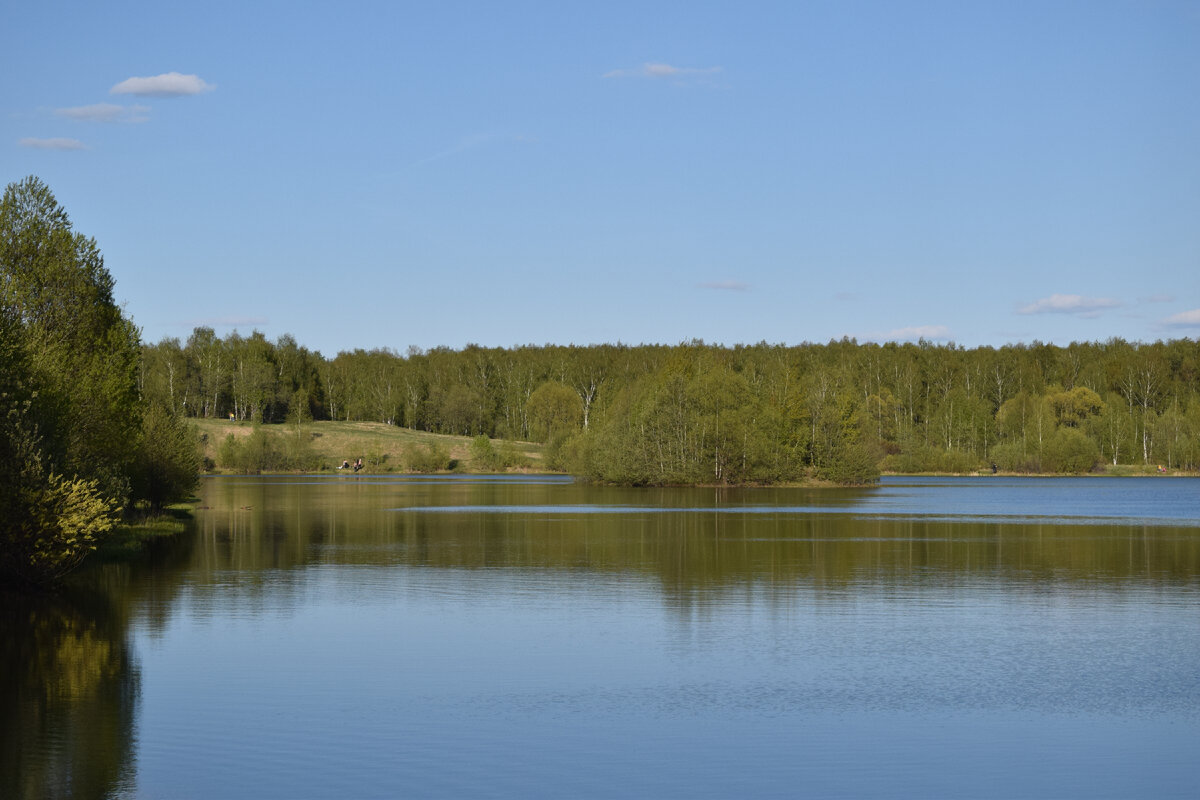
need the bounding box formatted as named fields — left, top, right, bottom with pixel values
left=395, top=476, right=1200, bottom=527
left=396, top=505, right=1196, bottom=527
left=19, top=474, right=1192, bottom=800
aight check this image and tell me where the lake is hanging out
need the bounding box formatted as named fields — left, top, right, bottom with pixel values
left=3, top=475, right=1198, bottom=799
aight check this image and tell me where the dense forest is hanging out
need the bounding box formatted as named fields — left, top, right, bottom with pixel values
left=141, top=330, right=1200, bottom=483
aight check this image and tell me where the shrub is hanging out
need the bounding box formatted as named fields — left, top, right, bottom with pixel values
left=989, top=441, right=1037, bottom=473
left=406, top=442, right=449, bottom=473
left=130, top=405, right=202, bottom=510
left=1042, top=428, right=1100, bottom=473
left=216, top=428, right=288, bottom=473
left=497, top=440, right=529, bottom=470
left=816, top=438, right=880, bottom=485
left=470, top=435, right=502, bottom=471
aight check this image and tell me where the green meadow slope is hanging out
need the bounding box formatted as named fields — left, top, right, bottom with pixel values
left=192, top=418, right=545, bottom=473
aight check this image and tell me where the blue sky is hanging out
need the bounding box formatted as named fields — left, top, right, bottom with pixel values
left=5, top=0, right=1198, bottom=356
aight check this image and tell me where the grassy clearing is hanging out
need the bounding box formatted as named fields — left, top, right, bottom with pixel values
left=191, top=418, right=546, bottom=473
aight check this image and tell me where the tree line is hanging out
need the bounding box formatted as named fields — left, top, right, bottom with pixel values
left=10, top=172, right=1195, bottom=581
left=141, top=328, right=1200, bottom=483
left=2, top=177, right=199, bottom=585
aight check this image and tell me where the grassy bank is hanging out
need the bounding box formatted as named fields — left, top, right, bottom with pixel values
left=88, top=505, right=196, bottom=563
left=192, top=418, right=545, bottom=473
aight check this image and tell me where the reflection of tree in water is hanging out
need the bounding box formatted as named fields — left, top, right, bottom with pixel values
left=191, top=478, right=1200, bottom=612
left=0, top=586, right=138, bottom=800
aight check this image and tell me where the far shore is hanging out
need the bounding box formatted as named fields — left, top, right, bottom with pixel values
left=188, top=418, right=1195, bottom=481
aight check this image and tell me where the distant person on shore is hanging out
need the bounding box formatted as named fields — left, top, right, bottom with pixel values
left=354, top=457, right=363, bottom=472
left=340, top=459, right=350, bottom=470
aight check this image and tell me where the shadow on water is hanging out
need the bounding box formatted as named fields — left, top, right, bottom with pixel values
left=0, top=529, right=197, bottom=800
left=0, top=583, right=137, bottom=800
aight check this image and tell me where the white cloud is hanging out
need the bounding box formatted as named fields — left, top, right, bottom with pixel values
left=1141, top=293, right=1175, bottom=304
left=603, top=62, right=722, bottom=79
left=699, top=280, right=748, bottom=291
left=1017, top=294, right=1120, bottom=316
left=1162, top=309, right=1200, bottom=328
left=884, top=325, right=950, bottom=341
left=55, top=103, right=149, bottom=123
left=111, top=72, right=214, bottom=97
left=19, top=137, right=87, bottom=150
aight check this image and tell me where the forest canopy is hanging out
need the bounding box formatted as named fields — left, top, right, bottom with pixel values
left=140, top=328, right=1200, bottom=483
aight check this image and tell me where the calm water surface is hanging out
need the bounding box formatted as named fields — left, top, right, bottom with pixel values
left=3, top=476, right=1198, bottom=798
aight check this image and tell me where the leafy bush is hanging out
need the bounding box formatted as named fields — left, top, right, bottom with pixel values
left=0, top=407, right=119, bottom=583
left=217, top=428, right=288, bottom=473
left=497, top=440, right=529, bottom=470
left=406, top=442, right=450, bottom=472
left=816, top=438, right=880, bottom=485
left=989, top=441, right=1037, bottom=473
left=470, top=435, right=529, bottom=471
left=130, top=405, right=202, bottom=510
left=1042, top=428, right=1100, bottom=473
left=470, top=435, right=503, bottom=470
left=881, top=443, right=978, bottom=474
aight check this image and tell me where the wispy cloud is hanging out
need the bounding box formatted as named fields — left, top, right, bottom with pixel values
left=1141, top=293, right=1175, bottom=304
left=884, top=325, right=950, bottom=342
left=1017, top=294, right=1120, bottom=317
left=1162, top=309, right=1200, bottom=328
left=699, top=280, right=748, bottom=291
left=834, top=291, right=860, bottom=302
left=55, top=103, right=150, bottom=123
left=19, top=137, right=87, bottom=150
left=409, top=132, right=536, bottom=168
left=603, top=62, right=722, bottom=79
left=111, top=72, right=214, bottom=97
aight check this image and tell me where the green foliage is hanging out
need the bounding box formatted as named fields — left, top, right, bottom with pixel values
left=0, top=460, right=118, bottom=584
left=131, top=405, right=202, bottom=510
left=880, top=439, right=981, bottom=474
left=989, top=441, right=1037, bottom=473
left=1048, top=386, right=1105, bottom=427
left=217, top=428, right=289, bottom=473
left=1, top=176, right=141, bottom=503
left=136, top=307, right=1200, bottom=482
left=1042, top=428, right=1101, bottom=473
left=213, top=426, right=323, bottom=474
left=406, top=442, right=450, bottom=472
left=541, top=432, right=576, bottom=472
left=526, top=381, right=582, bottom=443
left=364, top=448, right=389, bottom=470
left=816, top=437, right=881, bottom=485
left=497, top=440, right=529, bottom=470
left=0, top=177, right=143, bottom=583
left=574, top=355, right=861, bottom=485
left=470, top=435, right=500, bottom=470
